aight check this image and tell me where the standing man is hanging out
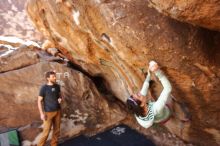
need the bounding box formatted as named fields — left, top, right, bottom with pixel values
left=38, top=71, right=62, bottom=146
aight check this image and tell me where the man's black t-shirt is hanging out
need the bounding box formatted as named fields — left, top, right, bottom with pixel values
left=39, top=84, right=61, bottom=112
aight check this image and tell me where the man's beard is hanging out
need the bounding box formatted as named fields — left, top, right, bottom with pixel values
left=51, top=80, right=56, bottom=84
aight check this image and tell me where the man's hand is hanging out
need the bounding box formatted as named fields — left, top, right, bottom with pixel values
left=58, top=98, right=62, bottom=104
left=40, top=113, right=47, bottom=121
left=149, top=61, right=159, bottom=72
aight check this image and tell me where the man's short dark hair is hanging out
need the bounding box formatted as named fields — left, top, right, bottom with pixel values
left=45, top=71, right=56, bottom=78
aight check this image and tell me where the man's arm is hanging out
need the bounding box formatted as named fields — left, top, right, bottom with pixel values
left=58, top=85, right=63, bottom=104
left=58, top=92, right=63, bottom=104
left=38, top=96, right=46, bottom=120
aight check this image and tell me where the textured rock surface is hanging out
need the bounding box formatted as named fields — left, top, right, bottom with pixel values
left=0, top=36, right=41, bottom=72
left=0, top=41, right=192, bottom=146
left=25, top=0, right=219, bottom=145
left=0, top=45, right=40, bottom=73
left=0, top=46, right=126, bottom=146
left=148, top=0, right=220, bottom=31
left=0, top=0, right=42, bottom=40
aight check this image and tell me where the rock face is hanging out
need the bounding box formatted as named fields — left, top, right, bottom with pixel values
left=0, top=45, right=126, bottom=146
left=25, top=0, right=220, bottom=145
left=0, top=40, right=190, bottom=146
left=0, top=45, right=40, bottom=73
left=148, top=0, right=220, bottom=31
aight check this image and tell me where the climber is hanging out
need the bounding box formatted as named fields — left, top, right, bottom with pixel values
left=37, top=71, right=63, bottom=146
left=126, top=61, right=173, bottom=128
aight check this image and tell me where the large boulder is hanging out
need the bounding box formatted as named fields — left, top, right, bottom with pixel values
left=148, top=0, right=220, bottom=31
left=26, top=0, right=220, bottom=145
left=0, top=45, right=40, bottom=73
left=0, top=36, right=41, bottom=73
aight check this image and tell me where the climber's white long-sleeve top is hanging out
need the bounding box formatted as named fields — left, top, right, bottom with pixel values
left=135, top=69, right=172, bottom=128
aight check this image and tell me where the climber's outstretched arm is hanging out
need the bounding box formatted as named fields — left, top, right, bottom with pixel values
left=153, top=69, right=172, bottom=114
left=139, top=70, right=151, bottom=96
